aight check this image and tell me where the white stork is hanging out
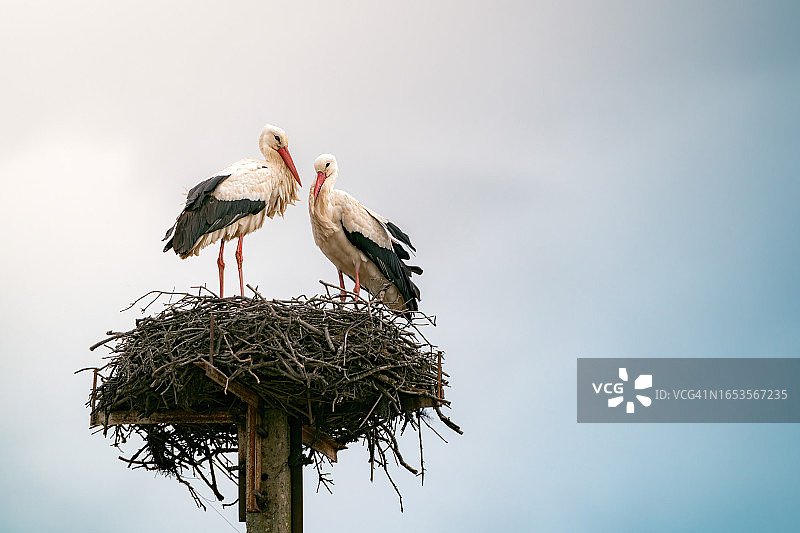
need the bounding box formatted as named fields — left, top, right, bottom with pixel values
left=309, top=154, right=422, bottom=316
left=163, top=124, right=302, bottom=297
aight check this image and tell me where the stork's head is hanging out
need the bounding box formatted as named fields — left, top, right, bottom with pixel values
left=259, top=124, right=302, bottom=186
left=312, top=154, right=338, bottom=204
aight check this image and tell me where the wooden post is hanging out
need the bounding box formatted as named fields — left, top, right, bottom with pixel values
left=245, top=404, right=261, bottom=512
left=238, top=425, right=247, bottom=523
left=289, top=418, right=303, bottom=533
left=247, top=408, right=291, bottom=533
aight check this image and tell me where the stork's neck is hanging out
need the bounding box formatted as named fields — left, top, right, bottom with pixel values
left=310, top=172, right=337, bottom=218
left=263, top=148, right=298, bottom=193
left=262, top=148, right=284, bottom=178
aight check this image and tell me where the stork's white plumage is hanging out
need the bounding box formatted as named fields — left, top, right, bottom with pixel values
left=163, top=124, right=302, bottom=297
left=309, top=154, right=422, bottom=316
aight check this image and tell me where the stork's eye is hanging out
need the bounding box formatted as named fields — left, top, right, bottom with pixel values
left=325, top=162, right=330, bottom=168
left=274, top=135, right=280, bottom=142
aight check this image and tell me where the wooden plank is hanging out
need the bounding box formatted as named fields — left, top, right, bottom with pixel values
left=400, top=395, right=438, bottom=410
left=90, top=410, right=235, bottom=427
left=290, top=418, right=303, bottom=533
left=91, top=409, right=347, bottom=462
left=301, top=426, right=346, bottom=463
left=238, top=426, right=246, bottom=523
left=399, top=390, right=449, bottom=411
left=246, top=404, right=259, bottom=512
left=437, top=352, right=443, bottom=399
left=194, top=361, right=259, bottom=407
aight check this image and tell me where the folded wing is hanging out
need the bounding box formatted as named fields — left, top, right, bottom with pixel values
left=163, top=161, right=269, bottom=257
left=339, top=194, right=421, bottom=312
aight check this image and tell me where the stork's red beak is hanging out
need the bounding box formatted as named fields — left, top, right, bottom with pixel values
left=277, top=146, right=302, bottom=186
left=313, top=170, right=326, bottom=203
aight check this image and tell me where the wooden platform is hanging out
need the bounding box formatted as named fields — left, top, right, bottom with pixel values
left=89, top=359, right=445, bottom=523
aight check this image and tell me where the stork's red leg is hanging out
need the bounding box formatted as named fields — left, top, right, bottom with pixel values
left=338, top=270, right=347, bottom=302
left=235, top=235, right=245, bottom=297
left=217, top=240, right=225, bottom=298
left=353, top=263, right=361, bottom=308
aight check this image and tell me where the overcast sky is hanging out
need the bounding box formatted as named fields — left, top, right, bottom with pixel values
left=1, top=1, right=799, bottom=531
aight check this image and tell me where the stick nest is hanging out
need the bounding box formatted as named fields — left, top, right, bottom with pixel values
left=85, top=286, right=459, bottom=509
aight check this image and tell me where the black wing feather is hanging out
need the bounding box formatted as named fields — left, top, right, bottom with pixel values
left=162, top=174, right=232, bottom=245
left=385, top=221, right=416, bottom=252
left=342, top=225, right=420, bottom=315
left=162, top=172, right=265, bottom=256
left=392, top=242, right=410, bottom=260
left=186, top=174, right=231, bottom=210
left=164, top=198, right=266, bottom=256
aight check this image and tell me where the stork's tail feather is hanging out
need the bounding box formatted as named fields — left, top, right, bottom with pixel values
left=163, top=223, right=177, bottom=253
left=401, top=285, right=420, bottom=321
left=392, top=242, right=410, bottom=260
left=386, top=221, right=416, bottom=252
left=163, top=223, right=176, bottom=252
left=406, top=264, right=423, bottom=275
left=163, top=224, right=175, bottom=241
left=409, top=280, right=421, bottom=301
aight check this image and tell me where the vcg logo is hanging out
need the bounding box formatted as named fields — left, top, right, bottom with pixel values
left=592, top=367, right=653, bottom=414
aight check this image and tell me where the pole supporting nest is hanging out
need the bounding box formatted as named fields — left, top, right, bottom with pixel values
left=247, top=408, right=291, bottom=532
left=290, top=418, right=303, bottom=533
